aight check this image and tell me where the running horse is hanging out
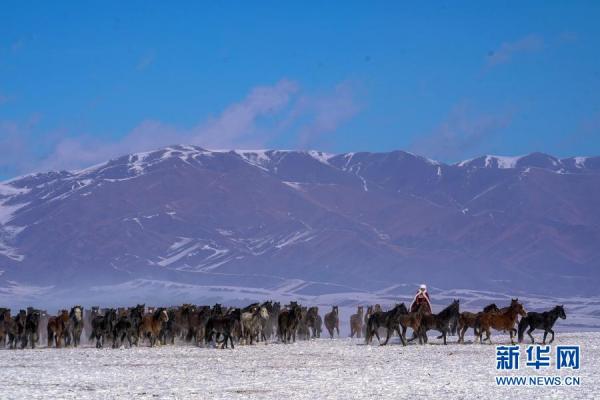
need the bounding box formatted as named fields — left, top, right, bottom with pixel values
left=65, top=306, right=84, bottom=347
left=324, top=305, right=340, bottom=339
left=139, top=308, right=169, bottom=347
left=365, top=303, right=409, bottom=346
left=47, top=309, right=69, bottom=348
left=0, top=308, right=10, bottom=347
left=457, top=304, right=499, bottom=343
left=90, top=308, right=117, bottom=348
left=7, top=310, right=26, bottom=349
left=418, top=299, right=460, bottom=345
left=477, top=299, right=527, bottom=344
left=398, top=303, right=426, bottom=345
left=277, top=302, right=302, bottom=344
left=349, top=306, right=364, bottom=339
left=518, top=305, right=566, bottom=345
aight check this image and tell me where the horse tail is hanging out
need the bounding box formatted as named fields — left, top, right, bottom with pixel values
left=517, top=316, right=529, bottom=343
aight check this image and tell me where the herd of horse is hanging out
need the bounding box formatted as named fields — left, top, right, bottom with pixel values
left=0, top=299, right=567, bottom=350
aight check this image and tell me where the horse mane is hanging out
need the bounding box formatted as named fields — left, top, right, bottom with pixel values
left=437, top=300, right=459, bottom=318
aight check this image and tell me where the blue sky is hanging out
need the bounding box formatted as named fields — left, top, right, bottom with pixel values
left=1, top=1, right=599, bottom=178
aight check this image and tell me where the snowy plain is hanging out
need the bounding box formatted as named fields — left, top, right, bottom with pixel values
left=0, top=332, right=597, bottom=400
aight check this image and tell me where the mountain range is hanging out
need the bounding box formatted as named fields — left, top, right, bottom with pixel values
left=1, top=145, right=599, bottom=308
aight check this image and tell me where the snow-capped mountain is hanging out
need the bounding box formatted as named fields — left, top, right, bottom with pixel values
left=1, top=145, right=600, bottom=306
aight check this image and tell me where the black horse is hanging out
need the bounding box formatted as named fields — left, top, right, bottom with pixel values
left=126, top=304, right=144, bottom=346
left=205, top=308, right=241, bottom=349
left=21, top=309, right=41, bottom=349
left=518, top=305, right=566, bottom=344
left=90, top=308, right=117, bottom=348
left=365, top=303, right=409, bottom=346
left=112, top=314, right=132, bottom=348
left=277, top=302, right=302, bottom=344
left=418, top=299, right=460, bottom=345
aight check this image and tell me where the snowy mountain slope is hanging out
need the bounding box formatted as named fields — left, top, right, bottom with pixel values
left=1, top=145, right=599, bottom=303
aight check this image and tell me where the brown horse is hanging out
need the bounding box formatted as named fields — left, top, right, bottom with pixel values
left=324, top=306, right=340, bottom=339
left=349, top=306, right=364, bottom=338
left=47, top=309, right=69, bottom=348
left=457, top=304, right=500, bottom=343
left=398, top=304, right=426, bottom=344
left=478, top=299, right=527, bottom=344
left=0, top=308, right=10, bottom=346
left=139, top=308, right=169, bottom=347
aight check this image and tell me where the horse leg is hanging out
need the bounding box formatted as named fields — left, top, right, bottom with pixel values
left=542, top=330, right=548, bottom=345
left=485, top=328, right=492, bottom=344
left=548, top=329, right=555, bottom=344
left=458, top=326, right=466, bottom=343
left=443, top=331, right=447, bottom=345
left=396, top=325, right=407, bottom=346
left=400, top=331, right=407, bottom=346
left=381, top=328, right=391, bottom=346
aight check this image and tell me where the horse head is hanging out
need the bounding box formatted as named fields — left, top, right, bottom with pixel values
left=332, top=305, right=339, bottom=315
left=159, top=308, right=169, bottom=323
left=259, top=306, right=269, bottom=320
left=483, top=303, right=499, bottom=313
left=557, top=305, right=567, bottom=319
left=273, top=302, right=281, bottom=313
left=28, top=309, right=41, bottom=326
left=70, top=306, right=83, bottom=322
left=510, top=300, right=527, bottom=317
left=261, top=301, right=273, bottom=312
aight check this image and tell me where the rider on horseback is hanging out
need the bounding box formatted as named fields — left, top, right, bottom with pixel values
left=409, top=284, right=432, bottom=314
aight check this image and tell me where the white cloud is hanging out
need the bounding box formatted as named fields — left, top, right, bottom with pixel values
left=411, top=103, right=514, bottom=161
left=2, top=79, right=361, bottom=176
left=294, top=81, right=360, bottom=148
left=486, top=34, right=544, bottom=67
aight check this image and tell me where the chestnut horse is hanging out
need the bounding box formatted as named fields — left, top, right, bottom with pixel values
left=324, top=305, right=340, bottom=339
left=349, top=306, right=364, bottom=338
left=457, top=304, right=500, bottom=343
left=398, top=303, right=426, bottom=345
left=0, top=308, right=10, bottom=347
left=139, top=308, right=169, bottom=347
left=47, top=310, right=69, bottom=348
left=477, top=299, right=527, bottom=344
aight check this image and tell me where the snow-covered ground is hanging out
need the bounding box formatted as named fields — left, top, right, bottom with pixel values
left=1, top=333, right=596, bottom=399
